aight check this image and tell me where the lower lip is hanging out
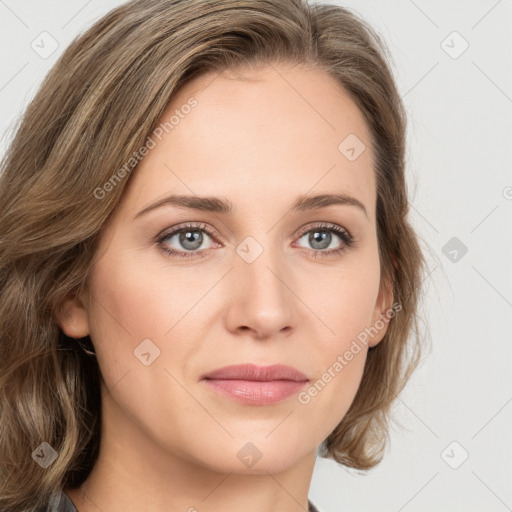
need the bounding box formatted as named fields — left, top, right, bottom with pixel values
left=203, top=379, right=308, bottom=405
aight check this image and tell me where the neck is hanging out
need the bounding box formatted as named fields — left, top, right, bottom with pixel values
left=65, top=392, right=318, bottom=512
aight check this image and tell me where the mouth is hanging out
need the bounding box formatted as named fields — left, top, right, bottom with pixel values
left=201, top=363, right=309, bottom=405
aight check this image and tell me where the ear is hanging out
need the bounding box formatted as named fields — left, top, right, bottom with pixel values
left=54, top=290, right=90, bottom=339
left=368, top=276, right=395, bottom=348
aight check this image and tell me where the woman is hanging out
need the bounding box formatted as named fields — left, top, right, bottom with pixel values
left=0, top=0, right=426, bottom=511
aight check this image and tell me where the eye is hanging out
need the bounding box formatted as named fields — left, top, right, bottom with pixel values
left=156, top=221, right=355, bottom=260
left=156, top=222, right=219, bottom=259
left=293, top=222, right=354, bottom=257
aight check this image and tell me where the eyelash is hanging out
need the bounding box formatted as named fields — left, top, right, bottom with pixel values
left=155, top=222, right=355, bottom=260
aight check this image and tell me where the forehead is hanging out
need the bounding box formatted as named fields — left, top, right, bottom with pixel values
left=123, top=63, right=376, bottom=220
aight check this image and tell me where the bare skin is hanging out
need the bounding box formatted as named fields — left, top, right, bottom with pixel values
left=57, top=62, right=392, bottom=512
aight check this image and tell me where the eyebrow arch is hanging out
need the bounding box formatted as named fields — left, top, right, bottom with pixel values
left=134, top=192, right=368, bottom=219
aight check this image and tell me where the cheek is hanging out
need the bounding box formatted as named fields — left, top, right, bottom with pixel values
left=85, top=246, right=213, bottom=392
left=88, top=248, right=200, bottom=341
left=85, top=252, right=201, bottom=437
left=308, top=253, right=381, bottom=345
left=298, top=317, right=370, bottom=439
left=295, top=253, right=380, bottom=428
left=85, top=253, right=165, bottom=384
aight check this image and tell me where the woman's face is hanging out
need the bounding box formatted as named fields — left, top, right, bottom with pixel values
left=61, top=63, right=392, bottom=475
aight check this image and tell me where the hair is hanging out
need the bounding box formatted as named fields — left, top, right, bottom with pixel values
left=0, top=0, right=427, bottom=509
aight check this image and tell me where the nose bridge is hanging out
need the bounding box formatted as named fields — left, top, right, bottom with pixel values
left=226, top=232, right=297, bottom=337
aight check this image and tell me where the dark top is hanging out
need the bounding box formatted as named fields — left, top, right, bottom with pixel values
left=47, top=490, right=322, bottom=511
left=45, top=491, right=77, bottom=512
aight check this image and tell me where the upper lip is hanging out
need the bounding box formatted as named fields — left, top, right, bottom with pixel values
left=202, top=363, right=308, bottom=382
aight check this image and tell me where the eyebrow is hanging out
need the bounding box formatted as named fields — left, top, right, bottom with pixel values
left=134, top=192, right=368, bottom=219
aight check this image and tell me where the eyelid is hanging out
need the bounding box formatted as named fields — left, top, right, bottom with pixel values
left=294, top=221, right=353, bottom=241
left=156, top=222, right=220, bottom=243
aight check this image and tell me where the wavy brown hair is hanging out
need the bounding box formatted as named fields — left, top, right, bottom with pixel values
left=0, top=0, right=427, bottom=509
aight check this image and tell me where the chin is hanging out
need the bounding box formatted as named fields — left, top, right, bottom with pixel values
left=189, top=437, right=310, bottom=476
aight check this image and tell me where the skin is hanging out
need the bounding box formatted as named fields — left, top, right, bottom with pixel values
left=57, top=62, right=393, bottom=512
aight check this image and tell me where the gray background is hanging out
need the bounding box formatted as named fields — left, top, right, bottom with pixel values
left=1, top=1, right=511, bottom=511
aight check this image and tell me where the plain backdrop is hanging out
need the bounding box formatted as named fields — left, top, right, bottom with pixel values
left=1, top=1, right=511, bottom=511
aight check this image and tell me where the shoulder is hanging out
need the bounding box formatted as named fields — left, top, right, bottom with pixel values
left=43, top=490, right=78, bottom=512
left=308, top=499, right=325, bottom=512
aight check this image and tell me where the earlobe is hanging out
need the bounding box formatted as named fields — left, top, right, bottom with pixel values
left=368, top=277, right=394, bottom=348
left=55, top=292, right=90, bottom=339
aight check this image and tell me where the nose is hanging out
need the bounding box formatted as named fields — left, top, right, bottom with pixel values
left=223, top=243, right=299, bottom=340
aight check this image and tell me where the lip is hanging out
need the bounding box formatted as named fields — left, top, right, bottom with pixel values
left=201, top=364, right=309, bottom=405
left=202, top=363, right=308, bottom=382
